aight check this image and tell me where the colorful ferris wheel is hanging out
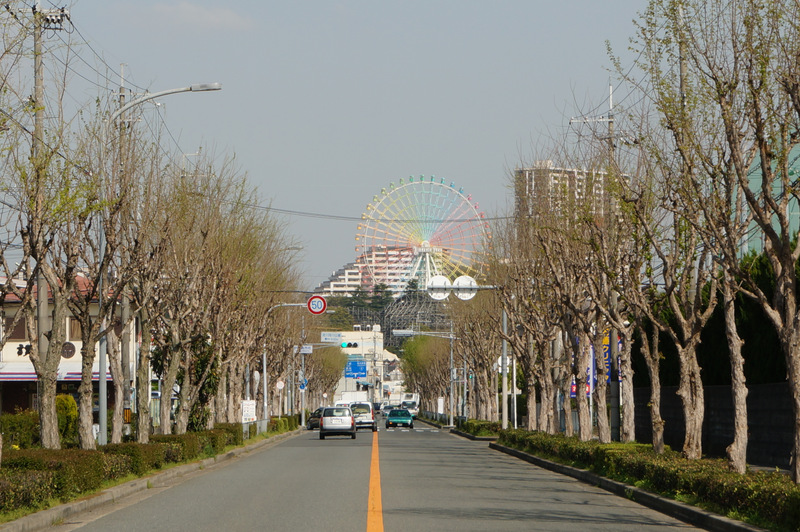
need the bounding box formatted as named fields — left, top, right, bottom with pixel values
left=354, top=175, right=490, bottom=293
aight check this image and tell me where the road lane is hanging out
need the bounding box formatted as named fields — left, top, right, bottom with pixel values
left=377, top=425, right=696, bottom=531
left=52, top=425, right=699, bottom=532
left=56, top=430, right=373, bottom=531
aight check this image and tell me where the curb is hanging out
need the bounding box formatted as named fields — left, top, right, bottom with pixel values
left=0, top=430, right=302, bottom=532
left=449, top=428, right=498, bottom=442
left=489, top=442, right=766, bottom=532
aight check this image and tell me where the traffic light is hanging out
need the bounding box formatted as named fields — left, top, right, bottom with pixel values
left=340, top=341, right=359, bottom=348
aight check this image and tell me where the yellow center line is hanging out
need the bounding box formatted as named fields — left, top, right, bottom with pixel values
left=367, top=430, right=384, bottom=532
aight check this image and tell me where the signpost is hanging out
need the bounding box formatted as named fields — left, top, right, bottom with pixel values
left=307, top=295, right=327, bottom=315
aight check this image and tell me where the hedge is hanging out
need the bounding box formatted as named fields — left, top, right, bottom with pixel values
left=2, top=449, right=105, bottom=499
left=102, top=443, right=167, bottom=476
left=498, top=429, right=800, bottom=531
left=0, top=469, right=55, bottom=512
left=150, top=433, right=201, bottom=462
left=458, top=419, right=501, bottom=436
left=0, top=411, right=40, bottom=449
left=214, top=423, right=244, bottom=446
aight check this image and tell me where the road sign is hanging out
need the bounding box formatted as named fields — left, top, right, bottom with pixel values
left=275, top=380, right=285, bottom=390
left=300, top=344, right=313, bottom=354
left=453, top=275, right=478, bottom=300
left=427, top=275, right=451, bottom=301
left=307, top=295, right=327, bottom=315
left=345, top=359, right=367, bottom=378
left=321, top=331, right=343, bottom=343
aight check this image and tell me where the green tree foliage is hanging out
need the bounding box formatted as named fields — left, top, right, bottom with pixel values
left=369, top=283, right=394, bottom=312
left=55, top=394, right=78, bottom=445
left=325, top=307, right=354, bottom=331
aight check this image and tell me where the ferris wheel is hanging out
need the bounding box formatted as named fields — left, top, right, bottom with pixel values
left=354, top=175, right=490, bottom=293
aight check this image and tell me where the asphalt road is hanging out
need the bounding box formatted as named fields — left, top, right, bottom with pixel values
left=51, top=423, right=698, bottom=532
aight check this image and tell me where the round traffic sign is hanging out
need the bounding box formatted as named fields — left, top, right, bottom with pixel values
left=427, top=275, right=451, bottom=301
left=307, top=295, right=327, bottom=315
left=275, top=380, right=285, bottom=390
left=453, top=275, right=478, bottom=300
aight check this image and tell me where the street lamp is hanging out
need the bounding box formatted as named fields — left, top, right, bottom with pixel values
left=98, top=82, right=222, bottom=445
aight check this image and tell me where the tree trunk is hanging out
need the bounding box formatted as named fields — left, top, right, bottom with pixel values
left=215, top=370, right=228, bottom=423
left=619, top=334, right=636, bottom=443
left=77, top=347, right=97, bottom=450
left=159, top=352, right=181, bottom=435
left=783, top=323, right=800, bottom=482
left=37, top=373, right=61, bottom=449
left=538, top=341, right=556, bottom=434
left=722, top=275, right=747, bottom=473
left=561, top=384, right=573, bottom=437
left=592, top=335, right=610, bottom=443
left=525, top=371, right=537, bottom=430
left=136, top=321, right=152, bottom=444
left=30, top=302, right=68, bottom=450
left=676, top=344, right=704, bottom=459
left=575, top=335, right=592, bottom=441
left=491, top=368, right=499, bottom=422
left=640, top=322, right=665, bottom=454
left=108, top=331, right=124, bottom=444
left=226, top=364, right=239, bottom=422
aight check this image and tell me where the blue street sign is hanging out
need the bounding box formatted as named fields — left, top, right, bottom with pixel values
left=344, top=359, right=367, bottom=378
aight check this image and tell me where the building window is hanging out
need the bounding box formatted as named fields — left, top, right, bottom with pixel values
left=69, top=318, right=82, bottom=342
left=4, top=317, right=27, bottom=341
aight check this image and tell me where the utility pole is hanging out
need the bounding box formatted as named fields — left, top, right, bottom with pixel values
left=31, top=3, right=70, bottom=447
left=119, top=66, right=133, bottom=422
left=501, top=309, right=508, bottom=429
left=570, top=85, right=623, bottom=441
left=33, top=4, right=48, bottom=404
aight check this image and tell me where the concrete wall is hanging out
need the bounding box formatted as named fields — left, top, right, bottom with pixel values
left=634, top=382, right=794, bottom=468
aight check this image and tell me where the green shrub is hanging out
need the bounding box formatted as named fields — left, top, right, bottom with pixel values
left=460, top=419, right=501, bottom=436
left=151, top=433, right=201, bottom=462
left=0, top=469, right=55, bottom=512
left=269, top=416, right=290, bottom=434
left=195, top=429, right=227, bottom=456
left=0, top=410, right=40, bottom=449
left=102, top=452, right=133, bottom=480
left=2, top=449, right=105, bottom=499
left=214, top=423, right=244, bottom=446
left=55, top=394, right=78, bottom=445
left=207, top=429, right=228, bottom=454
left=102, top=443, right=166, bottom=476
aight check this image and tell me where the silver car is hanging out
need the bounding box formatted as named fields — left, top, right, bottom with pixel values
left=319, top=406, right=356, bottom=440
left=350, top=402, right=377, bottom=432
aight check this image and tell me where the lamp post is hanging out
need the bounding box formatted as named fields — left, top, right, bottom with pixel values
left=98, top=82, right=221, bottom=445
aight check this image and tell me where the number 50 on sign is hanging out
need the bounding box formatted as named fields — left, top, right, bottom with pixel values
left=307, top=295, right=327, bottom=315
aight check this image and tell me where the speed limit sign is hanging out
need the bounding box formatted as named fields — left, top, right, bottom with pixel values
left=307, top=295, right=327, bottom=315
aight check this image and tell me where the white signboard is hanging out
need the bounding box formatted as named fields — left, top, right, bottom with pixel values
left=300, top=344, right=313, bottom=354
left=241, top=400, right=257, bottom=423
left=321, top=331, right=343, bottom=343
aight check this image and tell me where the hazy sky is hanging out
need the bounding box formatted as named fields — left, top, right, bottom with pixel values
left=54, top=1, right=646, bottom=290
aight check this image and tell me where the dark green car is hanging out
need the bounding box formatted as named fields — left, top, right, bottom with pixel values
left=385, top=408, right=414, bottom=429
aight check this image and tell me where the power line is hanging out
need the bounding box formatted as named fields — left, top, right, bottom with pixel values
left=238, top=200, right=511, bottom=223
